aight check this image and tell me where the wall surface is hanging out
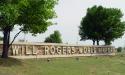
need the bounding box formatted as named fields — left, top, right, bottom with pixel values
left=0, top=42, right=116, bottom=57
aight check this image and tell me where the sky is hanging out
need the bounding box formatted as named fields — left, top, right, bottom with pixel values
left=8, top=0, right=125, bottom=47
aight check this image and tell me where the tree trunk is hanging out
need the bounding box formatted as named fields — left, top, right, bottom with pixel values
left=1, top=27, right=10, bottom=58
left=1, top=27, right=22, bottom=58
left=97, top=40, right=99, bottom=45
left=93, top=40, right=95, bottom=45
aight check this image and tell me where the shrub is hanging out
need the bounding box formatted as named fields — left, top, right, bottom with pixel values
left=117, top=47, right=122, bottom=52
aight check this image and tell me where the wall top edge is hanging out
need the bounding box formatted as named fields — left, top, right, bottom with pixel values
left=0, top=41, right=115, bottom=47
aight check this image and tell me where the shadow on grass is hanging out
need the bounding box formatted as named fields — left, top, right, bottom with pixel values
left=0, top=57, right=22, bottom=67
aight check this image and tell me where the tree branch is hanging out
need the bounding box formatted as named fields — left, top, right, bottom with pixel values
left=9, top=30, right=22, bottom=48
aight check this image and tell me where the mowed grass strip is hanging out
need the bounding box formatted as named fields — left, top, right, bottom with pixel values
left=0, top=55, right=125, bottom=75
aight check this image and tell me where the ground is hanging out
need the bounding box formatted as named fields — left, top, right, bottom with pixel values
left=0, top=55, right=125, bottom=75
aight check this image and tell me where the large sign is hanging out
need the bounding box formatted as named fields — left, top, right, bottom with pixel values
left=0, top=42, right=116, bottom=57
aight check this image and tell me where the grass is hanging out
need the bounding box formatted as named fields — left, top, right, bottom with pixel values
left=0, top=55, right=125, bottom=75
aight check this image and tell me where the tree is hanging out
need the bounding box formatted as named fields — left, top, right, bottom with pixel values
left=102, top=9, right=125, bottom=45
left=44, top=30, right=62, bottom=43
left=79, top=5, right=125, bottom=45
left=0, top=0, right=58, bottom=58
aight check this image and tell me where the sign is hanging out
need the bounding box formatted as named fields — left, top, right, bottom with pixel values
left=0, top=42, right=116, bottom=56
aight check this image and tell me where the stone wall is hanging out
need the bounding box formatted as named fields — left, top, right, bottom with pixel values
left=0, top=42, right=116, bottom=56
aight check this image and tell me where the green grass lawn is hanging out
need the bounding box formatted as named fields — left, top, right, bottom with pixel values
left=0, top=55, right=125, bottom=75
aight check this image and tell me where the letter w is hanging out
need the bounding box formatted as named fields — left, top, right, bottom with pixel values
left=12, top=46, right=20, bottom=55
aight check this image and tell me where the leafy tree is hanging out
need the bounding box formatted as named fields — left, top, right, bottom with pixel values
left=102, top=9, right=125, bottom=45
left=0, top=0, right=58, bottom=58
left=79, top=5, right=125, bottom=45
left=44, top=30, right=62, bottom=43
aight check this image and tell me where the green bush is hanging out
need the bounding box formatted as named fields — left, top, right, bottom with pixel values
left=117, top=47, right=122, bottom=52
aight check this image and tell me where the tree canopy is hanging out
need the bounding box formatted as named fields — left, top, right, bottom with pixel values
left=44, top=30, right=62, bottom=43
left=79, top=5, right=125, bottom=45
left=0, top=0, right=58, bottom=33
left=0, top=0, right=58, bottom=58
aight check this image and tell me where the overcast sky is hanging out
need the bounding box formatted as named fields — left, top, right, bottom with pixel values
left=9, top=0, right=125, bottom=47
